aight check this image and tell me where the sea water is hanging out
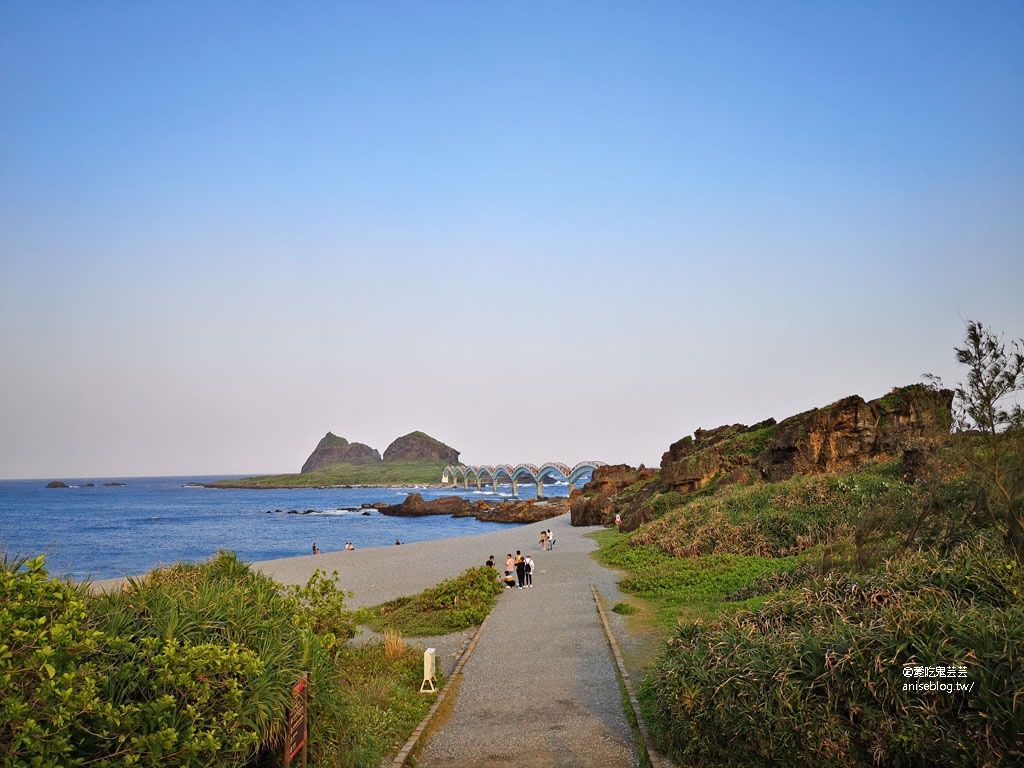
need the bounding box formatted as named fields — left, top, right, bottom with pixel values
left=0, top=476, right=568, bottom=581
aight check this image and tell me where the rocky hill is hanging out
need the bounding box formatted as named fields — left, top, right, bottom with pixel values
left=383, top=431, right=460, bottom=464
left=301, top=433, right=382, bottom=473
left=571, top=384, right=954, bottom=527
left=300, top=430, right=459, bottom=474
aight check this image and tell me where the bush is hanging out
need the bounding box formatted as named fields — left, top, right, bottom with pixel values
left=643, top=538, right=1024, bottom=767
left=367, top=566, right=505, bottom=636
left=0, top=551, right=419, bottom=768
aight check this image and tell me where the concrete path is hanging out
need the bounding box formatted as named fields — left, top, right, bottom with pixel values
left=249, top=513, right=639, bottom=766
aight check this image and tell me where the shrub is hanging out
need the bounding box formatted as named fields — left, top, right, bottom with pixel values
left=368, top=566, right=504, bottom=636
left=1, top=555, right=104, bottom=768
left=643, top=538, right=1024, bottom=766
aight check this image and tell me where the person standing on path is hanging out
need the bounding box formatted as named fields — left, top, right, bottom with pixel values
left=547, top=529, right=556, bottom=549
left=524, top=553, right=534, bottom=587
left=514, top=550, right=526, bottom=588
left=539, top=530, right=548, bottom=550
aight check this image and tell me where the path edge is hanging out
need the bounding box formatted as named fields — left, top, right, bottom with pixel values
left=385, top=613, right=491, bottom=767
left=591, top=584, right=667, bottom=768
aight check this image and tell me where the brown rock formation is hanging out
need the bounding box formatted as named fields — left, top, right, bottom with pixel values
left=572, top=385, right=954, bottom=530
left=569, top=464, right=658, bottom=527
left=377, top=494, right=486, bottom=517
left=377, top=493, right=566, bottom=524
left=301, top=433, right=382, bottom=473
left=383, top=431, right=460, bottom=464
left=659, top=385, right=954, bottom=493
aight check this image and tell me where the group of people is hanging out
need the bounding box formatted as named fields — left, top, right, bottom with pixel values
left=538, top=528, right=556, bottom=550
left=485, top=545, right=547, bottom=588
left=311, top=541, right=356, bottom=555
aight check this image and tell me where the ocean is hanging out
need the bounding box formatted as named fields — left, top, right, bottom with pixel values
left=0, top=476, right=566, bottom=581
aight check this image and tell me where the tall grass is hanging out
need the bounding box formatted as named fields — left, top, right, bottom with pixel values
left=643, top=538, right=1023, bottom=766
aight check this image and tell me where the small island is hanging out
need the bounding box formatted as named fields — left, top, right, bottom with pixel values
left=207, top=430, right=459, bottom=488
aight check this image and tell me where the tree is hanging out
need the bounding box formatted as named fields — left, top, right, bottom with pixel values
left=928, top=320, right=1024, bottom=558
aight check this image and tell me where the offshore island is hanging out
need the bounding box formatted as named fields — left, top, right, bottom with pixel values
left=207, top=429, right=573, bottom=524
left=207, top=429, right=460, bottom=488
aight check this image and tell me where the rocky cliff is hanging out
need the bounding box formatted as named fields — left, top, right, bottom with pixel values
left=660, top=385, right=953, bottom=493
left=572, top=384, right=953, bottom=528
left=383, top=431, right=460, bottom=464
left=300, top=433, right=382, bottom=473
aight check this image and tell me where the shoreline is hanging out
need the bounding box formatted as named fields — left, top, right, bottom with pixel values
left=90, top=512, right=593, bottom=609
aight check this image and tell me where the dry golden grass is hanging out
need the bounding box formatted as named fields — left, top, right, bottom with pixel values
left=383, top=627, right=406, bottom=660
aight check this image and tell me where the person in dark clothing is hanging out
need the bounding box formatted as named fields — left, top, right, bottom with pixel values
left=514, top=550, right=526, bottom=588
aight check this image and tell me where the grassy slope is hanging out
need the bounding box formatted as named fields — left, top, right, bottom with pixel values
left=591, top=457, right=1023, bottom=766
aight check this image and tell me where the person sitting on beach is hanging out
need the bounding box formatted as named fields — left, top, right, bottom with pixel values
left=502, top=574, right=517, bottom=588
left=312, top=543, right=319, bottom=555
left=395, top=540, right=401, bottom=545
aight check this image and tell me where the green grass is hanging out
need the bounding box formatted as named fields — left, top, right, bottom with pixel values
left=358, top=566, right=505, bottom=636
left=208, top=459, right=450, bottom=488
left=592, top=528, right=805, bottom=629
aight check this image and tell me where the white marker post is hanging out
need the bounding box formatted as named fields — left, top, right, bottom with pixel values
left=420, top=648, right=436, bottom=693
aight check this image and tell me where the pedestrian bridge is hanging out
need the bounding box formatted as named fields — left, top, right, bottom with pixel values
left=441, top=461, right=606, bottom=497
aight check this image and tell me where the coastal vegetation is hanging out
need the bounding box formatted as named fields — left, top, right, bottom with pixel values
left=0, top=552, right=500, bottom=767
left=208, top=458, right=450, bottom=489
left=592, top=321, right=1024, bottom=766
left=358, top=566, right=504, bottom=637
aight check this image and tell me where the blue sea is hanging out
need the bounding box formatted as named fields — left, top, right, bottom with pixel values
left=0, top=476, right=566, bottom=581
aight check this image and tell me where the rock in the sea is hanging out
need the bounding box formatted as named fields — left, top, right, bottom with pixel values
left=301, top=432, right=382, bottom=473
left=378, top=494, right=484, bottom=517
left=45, top=480, right=69, bottom=488
left=383, top=431, right=460, bottom=464
left=377, top=493, right=567, bottom=523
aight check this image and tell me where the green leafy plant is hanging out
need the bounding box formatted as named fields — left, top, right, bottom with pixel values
left=362, top=566, right=504, bottom=636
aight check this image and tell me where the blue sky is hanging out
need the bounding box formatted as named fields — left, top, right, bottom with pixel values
left=2, top=1, right=1022, bottom=478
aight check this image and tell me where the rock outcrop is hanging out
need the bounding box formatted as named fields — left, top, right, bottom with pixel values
left=378, top=493, right=567, bottom=523
left=573, top=385, right=954, bottom=530
left=301, top=433, right=382, bottom=473
left=660, top=385, right=953, bottom=493
left=383, top=431, right=460, bottom=464
left=569, top=464, right=658, bottom=527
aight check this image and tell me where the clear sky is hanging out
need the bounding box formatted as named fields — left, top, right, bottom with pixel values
left=2, top=1, right=1022, bottom=479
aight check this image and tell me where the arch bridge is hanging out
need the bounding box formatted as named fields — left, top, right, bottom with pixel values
left=441, top=461, right=606, bottom=498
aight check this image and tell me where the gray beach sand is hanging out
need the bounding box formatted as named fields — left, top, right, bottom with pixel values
left=256, top=513, right=641, bottom=767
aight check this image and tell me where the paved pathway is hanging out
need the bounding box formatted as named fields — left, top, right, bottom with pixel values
left=253, top=513, right=640, bottom=767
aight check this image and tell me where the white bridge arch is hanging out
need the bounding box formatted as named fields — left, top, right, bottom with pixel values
left=441, top=461, right=605, bottom=497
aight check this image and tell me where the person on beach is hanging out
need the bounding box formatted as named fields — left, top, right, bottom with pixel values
left=505, top=553, right=515, bottom=580
left=486, top=555, right=495, bottom=568
left=539, top=530, right=548, bottom=550
left=312, top=543, right=319, bottom=555
left=515, top=550, right=526, bottom=588
left=547, top=529, right=556, bottom=549
left=524, top=554, right=535, bottom=587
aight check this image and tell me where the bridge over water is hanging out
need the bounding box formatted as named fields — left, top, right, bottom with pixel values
left=441, top=461, right=606, bottom=498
